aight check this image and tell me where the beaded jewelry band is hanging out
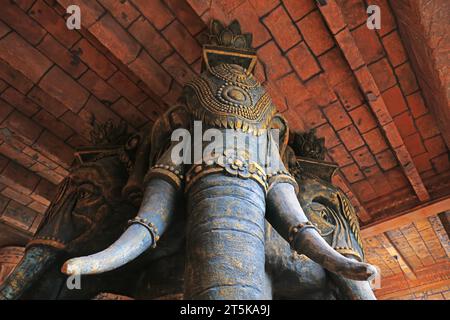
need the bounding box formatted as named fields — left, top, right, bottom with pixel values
left=127, top=217, right=160, bottom=248
left=288, top=221, right=317, bottom=248
left=267, top=170, right=299, bottom=194
left=144, top=164, right=184, bottom=190
left=334, top=247, right=362, bottom=262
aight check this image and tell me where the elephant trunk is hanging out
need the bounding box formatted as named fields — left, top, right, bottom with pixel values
left=329, top=273, right=377, bottom=300
left=185, top=174, right=269, bottom=299
left=0, top=246, right=58, bottom=300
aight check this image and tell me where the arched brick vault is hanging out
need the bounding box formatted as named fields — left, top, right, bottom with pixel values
left=0, top=0, right=448, bottom=299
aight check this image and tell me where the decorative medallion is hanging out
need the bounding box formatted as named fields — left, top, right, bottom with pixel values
left=217, top=83, right=253, bottom=108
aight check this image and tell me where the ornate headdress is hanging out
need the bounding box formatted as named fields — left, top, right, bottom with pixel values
left=202, top=20, right=257, bottom=75
left=74, top=119, right=138, bottom=171
left=184, top=20, right=277, bottom=135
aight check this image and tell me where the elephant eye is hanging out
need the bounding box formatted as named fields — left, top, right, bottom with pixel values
left=321, top=210, right=332, bottom=223
left=77, top=183, right=97, bottom=199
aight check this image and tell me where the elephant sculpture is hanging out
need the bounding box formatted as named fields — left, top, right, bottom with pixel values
left=136, top=127, right=377, bottom=300
left=62, top=20, right=376, bottom=300
left=266, top=130, right=376, bottom=299
left=0, top=120, right=185, bottom=300
left=0, top=121, right=373, bottom=300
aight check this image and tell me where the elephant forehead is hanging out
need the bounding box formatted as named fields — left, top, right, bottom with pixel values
left=183, top=63, right=277, bottom=134
left=71, top=165, right=105, bottom=182
left=70, top=161, right=124, bottom=187
left=210, top=64, right=261, bottom=88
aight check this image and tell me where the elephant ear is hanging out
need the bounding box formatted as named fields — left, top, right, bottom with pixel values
left=149, top=104, right=191, bottom=165
left=121, top=128, right=151, bottom=206
left=269, top=114, right=289, bottom=157
left=121, top=105, right=191, bottom=206
left=335, top=192, right=365, bottom=260
left=282, top=145, right=297, bottom=172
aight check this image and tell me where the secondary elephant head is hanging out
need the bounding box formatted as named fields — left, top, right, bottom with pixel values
left=0, top=120, right=145, bottom=300
left=285, top=130, right=365, bottom=261
left=281, top=130, right=375, bottom=299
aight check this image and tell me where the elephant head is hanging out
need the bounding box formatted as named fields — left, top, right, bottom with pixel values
left=61, top=20, right=376, bottom=300
left=280, top=130, right=376, bottom=299
left=0, top=121, right=144, bottom=300
left=284, top=130, right=364, bottom=261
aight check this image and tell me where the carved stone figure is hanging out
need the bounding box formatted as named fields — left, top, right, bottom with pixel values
left=62, top=20, right=376, bottom=300
left=0, top=122, right=374, bottom=300
left=0, top=121, right=185, bottom=299
left=266, top=130, right=375, bottom=299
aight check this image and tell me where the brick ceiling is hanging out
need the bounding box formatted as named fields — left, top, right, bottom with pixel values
left=0, top=0, right=449, bottom=299
left=364, top=212, right=449, bottom=299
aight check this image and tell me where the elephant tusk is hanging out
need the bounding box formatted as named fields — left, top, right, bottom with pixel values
left=61, top=224, right=152, bottom=275
left=329, top=271, right=377, bottom=300
left=62, top=178, right=178, bottom=275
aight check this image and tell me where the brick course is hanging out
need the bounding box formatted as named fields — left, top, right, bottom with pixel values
left=39, top=66, right=89, bottom=113
left=297, top=11, right=334, bottom=56
left=162, top=20, right=202, bottom=64
left=89, top=14, right=141, bottom=65
left=264, top=5, right=302, bottom=52
left=129, top=17, right=173, bottom=63
left=287, top=42, right=321, bottom=81
left=0, top=33, right=52, bottom=84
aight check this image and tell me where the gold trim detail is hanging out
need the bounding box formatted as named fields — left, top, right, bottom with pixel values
left=128, top=217, right=160, bottom=248
left=288, top=222, right=318, bottom=247
left=203, top=48, right=257, bottom=75
left=267, top=171, right=299, bottom=194
left=337, top=193, right=364, bottom=256
left=186, top=77, right=272, bottom=120
left=185, top=66, right=277, bottom=136
left=27, top=238, right=66, bottom=250
left=145, top=165, right=184, bottom=190
left=209, top=63, right=259, bottom=87
left=185, top=151, right=268, bottom=193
